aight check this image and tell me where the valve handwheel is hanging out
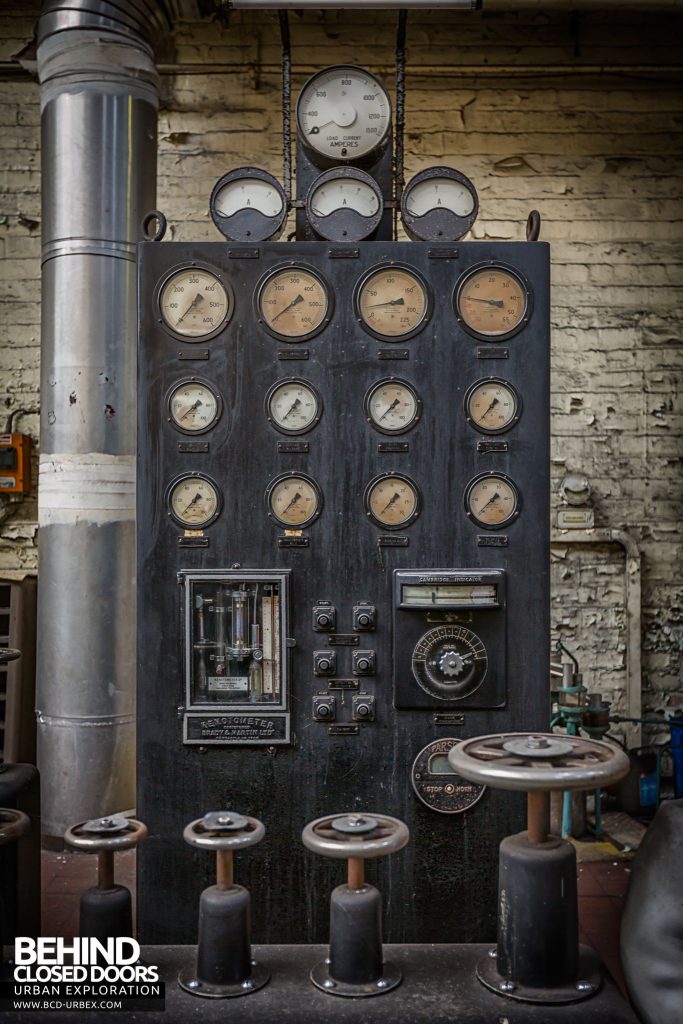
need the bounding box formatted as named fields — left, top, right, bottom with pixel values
left=0, top=808, right=30, bottom=846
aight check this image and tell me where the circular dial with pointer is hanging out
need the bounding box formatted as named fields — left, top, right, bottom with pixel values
left=167, top=379, right=222, bottom=434
left=210, top=168, right=287, bottom=242
left=412, top=625, right=488, bottom=701
left=356, top=266, right=431, bottom=340
left=158, top=267, right=230, bottom=340
left=266, top=473, right=322, bottom=528
left=257, top=267, right=330, bottom=341
left=296, top=65, right=391, bottom=164
left=455, top=264, right=530, bottom=340
left=365, top=378, right=422, bottom=435
left=167, top=474, right=222, bottom=529
left=401, top=167, right=478, bottom=241
left=306, top=167, right=383, bottom=242
left=465, top=378, right=521, bottom=434
left=465, top=473, right=520, bottom=529
left=365, top=473, right=421, bottom=529
left=266, top=379, right=322, bottom=435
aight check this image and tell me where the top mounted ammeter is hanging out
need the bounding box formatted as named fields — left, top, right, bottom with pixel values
left=296, top=65, right=392, bottom=168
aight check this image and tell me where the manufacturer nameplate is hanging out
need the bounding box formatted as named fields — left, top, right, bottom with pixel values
left=378, top=349, right=409, bottom=360
left=428, top=248, right=459, bottom=259
left=278, top=350, right=309, bottom=361
left=379, top=535, right=409, bottom=547
left=477, top=348, right=508, bottom=360
left=328, top=248, right=359, bottom=259
left=328, top=724, right=359, bottom=736
left=433, top=713, right=466, bottom=726
left=278, top=441, right=309, bottom=454
left=378, top=442, right=409, bottom=453
left=329, top=679, right=360, bottom=691
left=229, top=248, right=259, bottom=259
left=477, top=440, right=508, bottom=454
left=278, top=536, right=309, bottom=548
left=477, top=535, right=509, bottom=547
left=178, top=536, right=209, bottom=548
left=179, top=350, right=209, bottom=361
left=327, top=635, right=360, bottom=646
left=178, top=441, right=209, bottom=453
left=184, top=713, right=289, bottom=746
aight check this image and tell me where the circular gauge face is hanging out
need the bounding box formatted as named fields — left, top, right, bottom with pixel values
left=401, top=167, right=478, bottom=242
left=266, top=379, right=322, bottom=435
left=455, top=264, right=531, bottom=340
left=412, top=625, right=488, bottom=701
left=306, top=167, right=383, bottom=242
left=210, top=168, right=287, bottom=242
left=167, top=379, right=222, bottom=434
left=167, top=474, right=222, bottom=529
left=257, top=267, right=331, bottom=341
left=158, top=267, right=230, bottom=340
left=296, top=65, right=391, bottom=164
left=365, top=474, right=421, bottom=529
left=266, top=473, right=322, bottom=528
left=356, top=266, right=431, bottom=340
left=465, top=378, right=521, bottom=435
left=465, top=473, right=520, bottom=529
left=365, top=378, right=422, bottom=435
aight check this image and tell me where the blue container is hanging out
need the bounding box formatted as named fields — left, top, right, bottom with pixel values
left=671, top=715, right=683, bottom=799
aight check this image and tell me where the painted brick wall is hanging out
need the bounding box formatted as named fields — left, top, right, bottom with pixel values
left=1, top=5, right=681, bottom=735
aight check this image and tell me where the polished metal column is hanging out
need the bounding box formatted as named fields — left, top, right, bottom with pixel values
left=36, top=1, right=163, bottom=836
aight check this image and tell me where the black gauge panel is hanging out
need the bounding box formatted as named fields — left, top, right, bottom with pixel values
left=401, top=166, right=478, bottom=242
left=210, top=167, right=287, bottom=243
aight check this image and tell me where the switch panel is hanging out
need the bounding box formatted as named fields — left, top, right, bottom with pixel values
left=352, top=694, right=376, bottom=722
left=312, top=603, right=336, bottom=631
left=353, top=603, right=376, bottom=631
left=352, top=650, right=376, bottom=676
left=314, top=650, right=336, bottom=676
left=312, top=694, right=337, bottom=722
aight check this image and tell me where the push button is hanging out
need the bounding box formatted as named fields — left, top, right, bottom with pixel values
left=352, top=650, right=375, bottom=676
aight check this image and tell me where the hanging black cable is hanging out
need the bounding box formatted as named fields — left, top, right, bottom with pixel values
left=394, top=10, right=407, bottom=238
left=278, top=9, right=292, bottom=206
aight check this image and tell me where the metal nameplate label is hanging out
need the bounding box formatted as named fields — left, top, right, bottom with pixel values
left=378, top=442, right=409, bottom=453
left=328, top=724, right=359, bottom=736
left=229, top=248, right=259, bottom=259
left=328, top=247, right=359, bottom=259
left=179, top=350, right=209, bottom=361
left=327, top=635, right=360, bottom=646
left=278, top=536, right=309, bottom=548
left=433, top=713, right=466, bottom=726
left=328, top=679, right=360, bottom=691
left=178, top=536, right=209, bottom=548
left=477, top=535, right=509, bottom=547
left=379, top=536, right=409, bottom=547
left=278, top=350, right=309, bottom=361
left=178, top=441, right=209, bottom=453
left=278, top=441, right=309, bottom=454
left=477, top=347, right=508, bottom=360
left=184, top=713, right=289, bottom=746
left=477, top=440, right=508, bottom=454
left=428, top=248, right=459, bottom=259
left=378, top=349, right=409, bottom=360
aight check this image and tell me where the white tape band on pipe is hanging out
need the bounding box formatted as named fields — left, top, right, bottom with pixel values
left=38, top=453, right=135, bottom=525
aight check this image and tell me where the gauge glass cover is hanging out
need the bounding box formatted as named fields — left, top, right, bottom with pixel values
left=357, top=267, right=429, bottom=339
left=159, top=268, right=230, bottom=339
left=366, top=379, right=420, bottom=435
left=267, top=380, right=321, bottom=435
left=466, top=379, right=520, bottom=434
left=297, top=66, right=391, bottom=162
left=258, top=268, right=329, bottom=340
left=366, top=474, right=420, bottom=528
left=268, top=475, right=321, bottom=528
left=310, top=178, right=379, bottom=217
left=169, top=476, right=221, bottom=528
left=168, top=381, right=220, bottom=434
left=214, top=177, right=284, bottom=218
left=412, top=624, right=488, bottom=700
left=405, top=177, right=475, bottom=218
left=466, top=475, right=519, bottom=528
left=457, top=266, right=529, bottom=338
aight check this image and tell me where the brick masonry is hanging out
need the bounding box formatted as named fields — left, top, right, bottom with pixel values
left=0, top=5, right=681, bottom=737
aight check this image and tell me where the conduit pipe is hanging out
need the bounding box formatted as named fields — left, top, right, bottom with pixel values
left=35, top=0, right=168, bottom=837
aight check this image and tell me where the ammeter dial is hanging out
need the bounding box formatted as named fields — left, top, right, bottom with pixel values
left=266, top=473, right=322, bottom=528
left=167, top=378, right=222, bottom=434
left=296, top=65, right=391, bottom=165
left=266, top=379, right=323, bottom=435
left=364, top=378, right=422, bottom=435
left=257, top=266, right=331, bottom=341
left=465, top=472, right=521, bottom=529
left=365, top=473, right=421, bottom=529
left=412, top=624, right=488, bottom=701
left=166, top=474, right=222, bottom=529
left=401, top=167, right=478, bottom=242
left=158, top=266, right=231, bottom=340
left=210, top=167, right=287, bottom=242
left=355, top=265, right=431, bottom=341
left=465, top=378, right=521, bottom=435
left=455, top=263, right=531, bottom=341
left=306, top=167, right=384, bottom=241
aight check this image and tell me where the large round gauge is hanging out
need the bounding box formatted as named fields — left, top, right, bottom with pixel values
left=166, top=473, right=222, bottom=529
left=256, top=266, right=331, bottom=342
left=210, top=167, right=287, bottom=242
left=296, top=65, right=391, bottom=166
left=266, top=472, right=322, bottom=529
left=167, top=378, right=222, bottom=435
left=465, top=472, right=521, bottom=530
left=355, top=265, right=431, bottom=341
left=158, top=266, right=231, bottom=341
left=265, top=379, right=323, bottom=436
left=401, top=167, right=478, bottom=242
left=306, top=167, right=383, bottom=242
left=464, top=378, right=521, bottom=435
left=364, top=378, right=422, bottom=435
left=412, top=738, right=486, bottom=814
left=412, top=625, right=488, bottom=701
left=455, top=263, right=531, bottom=341
left=364, top=473, right=421, bottom=530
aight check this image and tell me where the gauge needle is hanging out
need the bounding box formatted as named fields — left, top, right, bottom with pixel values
left=282, top=398, right=301, bottom=420
left=307, top=120, right=335, bottom=135
left=465, top=297, right=504, bottom=308
left=182, top=492, right=204, bottom=515
left=481, top=397, right=499, bottom=419
left=479, top=492, right=500, bottom=513
left=283, top=492, right=302, bottom=513
left=379, top=399, right=400, bottom=421
left=175, top=292, right=204, bottom=326
left=366, top=298, right=405, bottom=309
left=180, top=399, right=202, bottom=421
left=380, top=492, right=401, bottom=514
left=273, top=294, right=304, bottom=322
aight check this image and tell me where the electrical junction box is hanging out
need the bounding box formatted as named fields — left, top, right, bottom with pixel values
left=0, top=434, right=31, bottom=494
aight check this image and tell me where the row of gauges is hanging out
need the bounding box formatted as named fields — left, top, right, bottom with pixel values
left=158, top=262, right=531, bottom=343
left=166, top=472, right=521, bottom=532
left=168, top=377, right=521, bottom=437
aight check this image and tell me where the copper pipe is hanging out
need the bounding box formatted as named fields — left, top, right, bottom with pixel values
left=347, top=857, right=365, bottom=889
left=97, top=849, right=115, bottom=890
left=216, top=849, right=234, bottom=890
left=527, top=791, right=550, bottom=845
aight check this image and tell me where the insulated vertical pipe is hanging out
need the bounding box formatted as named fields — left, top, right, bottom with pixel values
left=35, top=2, right=163, bottom=836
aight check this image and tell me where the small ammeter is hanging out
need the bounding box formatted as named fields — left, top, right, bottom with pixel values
left=0, top=433, right=31, bottom=494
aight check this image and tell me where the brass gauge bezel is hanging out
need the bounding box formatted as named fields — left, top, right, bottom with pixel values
left=265, top=378, right=323, bottom=436
left=454, top=261, right=532, bottom=342
left=364, top=472, right=422, bottom=530
left=464, top=471, right=521, bottom=531
left=265, top=472, right=323, bottom=529
left=364, top=377, right=422, bottom=436
left=464, top=377, right=522, bottom=436
left=255, top=263, right=333, bottom=343
left=165, top=472, right=223, bottom=530
left=354, top=263, right=433, bottom=342
left=156, top=262, right=233, bottom=342
left=166, top=377, right=223, bottom=436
